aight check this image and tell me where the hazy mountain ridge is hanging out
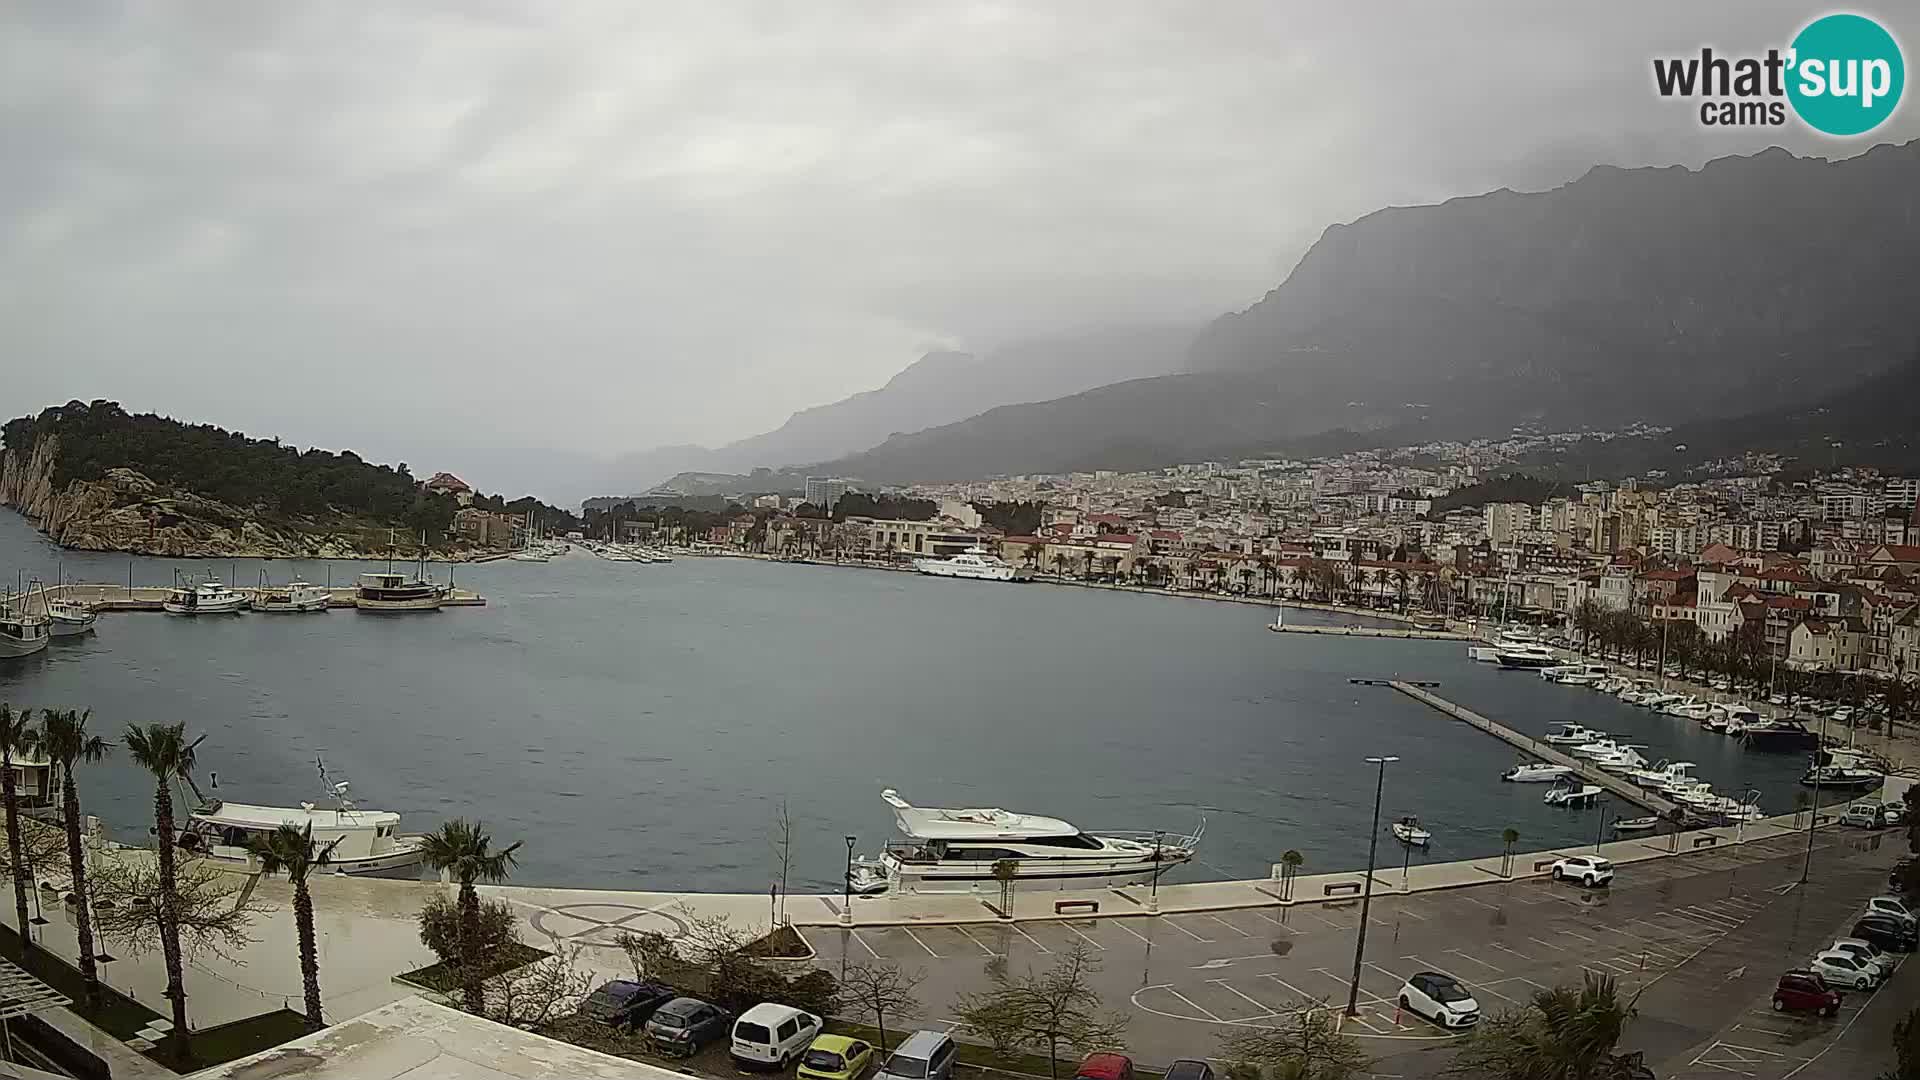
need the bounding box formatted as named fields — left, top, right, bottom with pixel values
left=791, top=142, right=1920, bottom=485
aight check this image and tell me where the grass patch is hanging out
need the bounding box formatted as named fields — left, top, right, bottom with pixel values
left=149, top=1009, right=313, bottom=1070
left=0, top=918, right=164, bottom=1040
left=397, top=942, right=551, bottom=994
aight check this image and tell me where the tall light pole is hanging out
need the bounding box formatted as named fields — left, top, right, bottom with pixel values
left=1801, top=712, right=1828, bottom=884
left=843, top=836, right=857, bottom=927
left=1348, top=755, right=1399, bottom=1018
left=1593, top=795, right=1609, bottom=854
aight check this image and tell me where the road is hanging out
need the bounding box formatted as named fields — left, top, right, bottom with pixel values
left=804, top=826, right=1907, bottom=1077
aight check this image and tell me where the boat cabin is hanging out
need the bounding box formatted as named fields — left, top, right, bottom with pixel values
left=181, top=801, right=408, bottom=866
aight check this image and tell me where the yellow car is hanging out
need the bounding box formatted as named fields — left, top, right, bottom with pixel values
left=797, top=1034, right=875, bottom=1080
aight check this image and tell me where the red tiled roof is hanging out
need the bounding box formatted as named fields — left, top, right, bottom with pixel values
left=1001, top=535, right=1046, bottom=545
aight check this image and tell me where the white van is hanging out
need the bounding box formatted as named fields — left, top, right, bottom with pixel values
left=730, top=1003, right=822, bottom=1070
left=876, top=1030, right=957, bottom=1080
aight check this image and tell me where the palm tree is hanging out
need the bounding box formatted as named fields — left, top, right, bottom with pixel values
left=41, top=709, right=110, bottom=1008
left=250, top=823, right=341, bottom=1029
left=1279, top=849, right=1304, bottom=901
left=0, top=705, right=41, bottom=964
left=420, top=819, right=521, bottom=1013
left=1450, top=972, right=1643, bottom=1079
left=124, top=721, right=204, bottom=1062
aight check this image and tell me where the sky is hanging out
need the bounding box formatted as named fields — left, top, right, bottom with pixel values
left=3, top=2, right=1916, bottom=498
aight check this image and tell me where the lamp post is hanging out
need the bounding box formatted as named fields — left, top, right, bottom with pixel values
left=1801, top=712, right=1828, bottom=884
left=1149, top=830, right=1164, bottom=914
left=842, top=836, right=857, bottom=927
left=1593, top=795, right=1609, bottom=854
left=1347, top=755, right=1398, bottom=1018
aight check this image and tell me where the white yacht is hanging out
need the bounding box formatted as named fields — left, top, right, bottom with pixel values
left=1543, top=723, right=1605, bottom=746
left=1801, top=748, right=1886, bottom=790
left=912, top=547, right=1029, bottom=581
left=162, top=581, right=248, bottom=615
left=1502, top=762, right=1575, bottom=783
left=353, top=572, right=447, bottom=612
left=1495, top=643, right=1560, bottom=669
left=847, top=789, right=1201, bottom=894
left=1470, top=626, right=1539, bottom=662
left=1590, top=746, right=1650, bottom=774
left=255, top=581, right=331, bottom=613
left=178, top=765, right=424, bottom=876
left=1542, top=663, right=1610, bottom=685
left=0, top=606, right=52, bottom=658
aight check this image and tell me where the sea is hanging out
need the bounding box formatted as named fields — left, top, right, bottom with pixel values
left=0, top=510, right=1831, bottom=893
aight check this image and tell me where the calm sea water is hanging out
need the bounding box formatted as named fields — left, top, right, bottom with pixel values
left=0, top=511, right=1823, bottom=893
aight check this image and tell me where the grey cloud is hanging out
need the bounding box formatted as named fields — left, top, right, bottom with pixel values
left=3, top=1, right=1916, bottom=496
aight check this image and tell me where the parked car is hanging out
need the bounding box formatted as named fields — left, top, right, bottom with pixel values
left=1074, top=1054, right=1135, bottom=1080
left=1841, top=803, right=1886, bottom=829
left=645, top=996, right=732, bottom=1056
left=1771, top=971, right=1841, bottom=1016
left=1883, top=803, right=1909, bottom=826
left=575, top=979, right=676, bottom=1029
left=732, top=1003, right=824, bottom=1070
left=1893, top=858, right=1916, bottom=891
left=1851, top=915, right=1919, bottom=954
left=1865, top=896, right=1917, bottom=927
left=1550, top=855, right=1615, bottom=887
left=1162, top=1061, right=1214, bottom=1080
left=797, top=1034, right=876, bottom=1080
left=1397, top=971, right=1482, bottom=1028
left=1809, top=949, right=1880, bottom=991
left=875, top=1030, right=957, bottom=1080
left=1830, top=937, right=1897, bottom=979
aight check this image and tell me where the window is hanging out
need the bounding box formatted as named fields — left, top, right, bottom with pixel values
left=1029, top=834, right=1104, bottom=850
left=736, top=1022, right=771, bottom=1045
left=776, top=1018, right=799, bottom=1041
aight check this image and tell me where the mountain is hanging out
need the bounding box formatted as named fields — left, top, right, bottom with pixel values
left=604, top=324, right=1193, bottom=491
left=795, top=142, right=1920, bottom=485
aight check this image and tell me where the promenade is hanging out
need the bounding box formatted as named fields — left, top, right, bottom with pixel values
left=1, top=581, right=486, bottom=610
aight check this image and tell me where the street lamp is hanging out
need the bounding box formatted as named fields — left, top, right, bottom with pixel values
left=843, top=836, right=857, bottom=927
left=1149, top=830, right=1164, bottom=914
left=1347, top=755, right=1399, bottom=1018
left=1593, top=795, right=1609, bottom=854
left=1801, top=712, right=1828, bottom=884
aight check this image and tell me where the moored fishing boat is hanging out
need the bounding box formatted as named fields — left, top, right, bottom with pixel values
left=1390, top=815, right=1431, bottom=846
left=353, top=572, right=447, bottom=612
left=0, top=606, right=52, bottom=658
left=256, top=580, right=331, bottom=613
left=177, top=763, right=424, bottom=876
left=162, top=580, right=248, bottom=615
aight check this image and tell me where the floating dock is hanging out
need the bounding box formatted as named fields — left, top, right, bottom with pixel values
left=3, top=582, right=485, bottom=610
left=1388, top=679, right=1679, bottom=816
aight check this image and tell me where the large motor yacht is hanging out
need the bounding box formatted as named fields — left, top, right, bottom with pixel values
left=1494, top=642, right=1559, bottom=669
left=912, top=547, right=1030, bottom=581
left=848, top=789, right=1202, bottom=894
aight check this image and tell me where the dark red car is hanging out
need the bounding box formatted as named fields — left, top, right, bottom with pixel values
left=1074, top=1054, right=1135, bottom=1080
left=1771, top=971, right=1841, bottom=1017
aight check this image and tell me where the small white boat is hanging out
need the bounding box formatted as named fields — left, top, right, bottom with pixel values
left=1612, top=815, right=1660, bottom=835
left=1390, top=816, right=1431, bottom=846
left=1502, top=762, right=1575, bottom=783
left=255, top=581, right=331, bottom=613
left=1572, top=737, right=1629, bottom=760
left=1663, top=699, right=1713, bottom=722
left=162, top=581, right=248, bottom=615
left=1543, top=724, right=1605, bottom=746
left=33, top=581, right=100, bottom=637
left=0, top=607, right=51, bottom=658
left=1591, top=746, right=1650, bottom=774
left=1544, top=781, right=1602, bottom=807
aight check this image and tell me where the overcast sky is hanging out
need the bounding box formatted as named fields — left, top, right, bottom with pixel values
left=4, top=2, right=1915, bottom=493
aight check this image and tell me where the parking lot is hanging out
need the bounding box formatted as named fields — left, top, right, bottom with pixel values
left=806, top=829, right=1905, bottom=1077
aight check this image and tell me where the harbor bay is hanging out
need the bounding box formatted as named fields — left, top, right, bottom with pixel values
left=0, top=512, right=1825, bottom=894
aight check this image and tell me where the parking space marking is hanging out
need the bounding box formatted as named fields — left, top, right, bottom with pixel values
left=1518, top=977, right=1551, bottom=992
left=1454, top=893, right=1500, bottom=911
left=1388, top=903, right=1429, bottom=921
left=1556, top=928, right=1598, bottom=943
left=1161, top=987, right=1223, bottom=1023
left=1487, top=942, right=1530, bottom=961
left=1163, top=917, right=1214, bottom=943
left=1007, top=923, right=1052, bottom=954
left=953, top=925, right=999, bottom=956
left=1303, top=908, right=1349, bottom=930
left=1526, top=936, right=1567, bottom=952
left=1466, top=979, right=1522, bottom=1005
left=1207, top=979, right=1281, bottom=1019
left=902, top=928, right=941, bottom=958
left=1205, top=913, right=1253, bottom=938
left=1112, top=919, right=1152, bottom=944
left=1244, top=907, right=1297, bottom=932
left=1364, top=961, right=1407, bottom=985
left=1260, top=973, right=1324, bottom=1006
left=1446, top=949, right=1504, bottom=973
left=849, top=930, right=881, bottom=959
left=1683, top=905, right=1744, bottom=928
left=1057, top=921, right=1106, bottom=951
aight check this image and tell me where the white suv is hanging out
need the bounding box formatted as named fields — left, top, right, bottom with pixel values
left=1397, top=971, right=1481, bottom=1028
left=730, top=1003, right=822, bottom=1070
left=1809, top=949, right=1879, bottom=990
left=1550, top=855, right=1614, bottom=887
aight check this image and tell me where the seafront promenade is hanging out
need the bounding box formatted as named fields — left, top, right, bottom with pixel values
left=1, top=581, right=487, bottom=610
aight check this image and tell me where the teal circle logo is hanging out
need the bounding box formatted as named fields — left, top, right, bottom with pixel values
left=1787, top=14, right=1904, bottom=136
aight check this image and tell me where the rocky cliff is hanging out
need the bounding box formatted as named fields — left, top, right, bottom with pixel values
left=0, top=435, right=446, bottom=558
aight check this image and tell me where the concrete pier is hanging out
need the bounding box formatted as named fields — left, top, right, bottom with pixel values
left=1267, top=623, right=1467, bottom=640
left=1389, top=679, right=1680, bottom=816
left=3, top=581, right=485, bottom=610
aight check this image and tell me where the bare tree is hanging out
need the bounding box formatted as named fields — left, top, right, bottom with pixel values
left=485, top=943, right=595, bottom=1029
left=954, top=941, right=1127, bottom=1080
left=771, top=798, right=794, bottom=926
left=90, top=854, right=263, bottom=966
left=614, top=928, right=680, bottom=984
left=1219, top=1000, right=1370, bottom=1080
left=838, top=961, right=923, bottom=1053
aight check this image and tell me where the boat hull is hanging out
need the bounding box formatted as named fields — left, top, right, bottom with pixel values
left=163, top=600, right=246, bottom=615
left=354, top=595, right=444, bottom=612
left=913, top=561, right=1021, bottom=581
left=197, top=844, right=425, bottom=877
left=875, top=852, right=1186, bottom=892
left=0, top=634, right=50, bottom=658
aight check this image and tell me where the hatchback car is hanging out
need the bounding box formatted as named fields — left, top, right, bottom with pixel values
left=1851, top=915, right=1919, bottom=953
left=575, top=979, right=676, bottom=1029
left=1550, top=855, right=1614, bottom=887
left=1830, top=938, right=1897, bottom=978
left=1865, top=896, right=1915, bottom=926
left=1162, top=1060, right=1214, bottom=1080
left=1397, top=971, right=1481, bottom=1028
left=644, top=996, right=731, bottom=1056
left=1883, top=803, right=1909, bottom=826
left=1074, top=1053, right=1135, bottom=1080
left=1771, top=971, right=1841, bottom=1016
left=1808, top=949, right=1879, bottom=991
left=797, top=1034, right=876, bottom=1080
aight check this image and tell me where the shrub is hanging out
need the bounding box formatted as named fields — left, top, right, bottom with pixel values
left=418, top=894, right=520, bottom=965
